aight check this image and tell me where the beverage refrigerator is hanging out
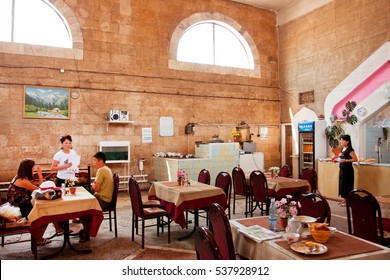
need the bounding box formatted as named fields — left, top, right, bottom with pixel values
left=298, top=121, right=327, bottom=176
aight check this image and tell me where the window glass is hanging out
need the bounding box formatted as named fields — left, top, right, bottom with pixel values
left=1, top=0, right=72, bottom=48
left=0, top=0, right=12, bottom=42
left=177, top=20, right=254, bottom=70
left=214, top=24, right=252, bottom=69
left=177, top=23, right=214, bottom=65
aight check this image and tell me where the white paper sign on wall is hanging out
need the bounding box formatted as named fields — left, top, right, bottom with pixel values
left=142, top=127, right=152, bottom=143
left=159, top=117, right=174, bottom=136
left=260, top=127, right=268, bottom=139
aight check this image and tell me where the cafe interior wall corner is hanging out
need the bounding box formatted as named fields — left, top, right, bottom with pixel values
left=324, top=42, right=390, bottom=157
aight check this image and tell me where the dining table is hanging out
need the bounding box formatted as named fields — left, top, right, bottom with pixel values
left=230, top=216, right=390, bottom=260
left=245, top=173, right=311, bottom=200
left=148, top=180, right=227, bottom=240
left=28, top=187, right=103, bottom=259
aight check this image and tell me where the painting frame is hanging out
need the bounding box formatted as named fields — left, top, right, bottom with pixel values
left=23, top=86, right=70, bottom=120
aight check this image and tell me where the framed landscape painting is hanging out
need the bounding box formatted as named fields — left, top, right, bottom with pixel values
left=23, top=86, right=70, bottom=119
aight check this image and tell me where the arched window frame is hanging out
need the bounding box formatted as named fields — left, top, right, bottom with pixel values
left=0, top=0, right=83, bottom=60
left=169, top=12, right=260, bottom=78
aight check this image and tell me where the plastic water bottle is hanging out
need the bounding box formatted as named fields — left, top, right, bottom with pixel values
left=269, top=198, right=277, bottom=231
left=61, top=183, right=66, bottom=197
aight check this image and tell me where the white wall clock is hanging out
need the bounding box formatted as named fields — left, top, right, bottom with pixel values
left=357, top=107, right=366, bottom=117
left=71, top=91, right=80, bottom=99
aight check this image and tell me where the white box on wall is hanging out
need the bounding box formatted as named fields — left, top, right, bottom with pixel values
left=120, top=110, right=128, bottom=121
left=109, top=110, right=120, bottom=121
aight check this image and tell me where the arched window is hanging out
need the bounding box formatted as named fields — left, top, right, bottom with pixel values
left=177, top=20, right=254, bottom=70
left=169, top=13, right=259, bottom=77
left=0, top=0, right=83, bottom=59
left=0, top=0, right=72, bottom=48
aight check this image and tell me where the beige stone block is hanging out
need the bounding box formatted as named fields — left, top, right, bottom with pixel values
left=313, top=5, right=335, bottom=38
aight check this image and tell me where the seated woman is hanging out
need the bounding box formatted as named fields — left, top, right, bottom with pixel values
left=7, top=159, right=62, bottom=245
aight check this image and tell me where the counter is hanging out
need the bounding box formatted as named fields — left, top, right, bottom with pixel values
left=153, top=143, right=240, bottom=183
left=318, top=161, right=390, bottom=199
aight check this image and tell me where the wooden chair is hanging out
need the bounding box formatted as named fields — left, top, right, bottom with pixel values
left=194, top=226, right=222, bottom=260
left=208, top=203, right=235, bottom=260
left=0, top=197, right=38, bottom=259
left=278, top=165, right=291, bottom=178
left=197, top=171, right=232, bottom=224
left=346, top=189, right=388, bottom=246
left=197, top=169, right=211, bottom=185
left=186, top=169, right=211, bottom=228
left=102, top=173, right=119, bottom=237
left=231, top=166, right=251, bottom=216
left=214, top=171, right=232, bottom=219
left=247, top=170, right=270, bottom=216
left=129, top=177, right=170, bottom=249
left=299, top=193, right=331, bottom=224
left=300, top=168, right=317, bottom=193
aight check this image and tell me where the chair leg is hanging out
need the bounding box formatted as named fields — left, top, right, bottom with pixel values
left=167, top=217, right=171, bottom=244
left=109, top=211, right=112, bottom=232
left=131, top=213, right=135, bottom=241
left=114, top=210, right=118, bottom=238
left=233, top=193, right=236, bottom=214
left=142, top=219, right=145, bottom=249
left=135, top=214, right=139, bottom=235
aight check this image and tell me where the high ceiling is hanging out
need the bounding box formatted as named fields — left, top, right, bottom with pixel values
left=230, top=0, right=333, bottom=25
left=230, top=0, right=300, bottom=11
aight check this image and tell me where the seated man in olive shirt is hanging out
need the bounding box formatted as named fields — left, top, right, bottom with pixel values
left=79, top=151, right=114, bottom=242
left=91, top=151, right=114, bottom=210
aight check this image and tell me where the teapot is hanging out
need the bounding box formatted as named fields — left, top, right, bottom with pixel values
left=286, top=216, right=303, bottom=236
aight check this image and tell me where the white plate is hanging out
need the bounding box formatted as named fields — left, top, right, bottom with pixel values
left=290, top=242, right=328, bottom=255
left=295, top=215, right=317, bottom=224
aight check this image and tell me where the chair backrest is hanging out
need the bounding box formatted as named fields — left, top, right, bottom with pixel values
left=300, top=168, right=317, bottom=193
left=198, top=169, right=211, bottom=185
left=194, top=226, right=222, bottom=260
left=299, top=193, right=331, bottom=224
left=232, top=167, right=246, bottom=196
left=249, top=170, right=269, bottom=203
left=347, top=189, right=384, bottom=245
left=215, top=172, right=232, bottom=204
left=108, top=173, right=120, bottom=210
left=128, top=177, right=144, bottom=218
left=208, top=203, right=235, bottom=260
left=279, top=165, right=291, bottom=178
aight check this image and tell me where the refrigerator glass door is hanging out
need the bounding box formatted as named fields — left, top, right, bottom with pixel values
left=299, top=132, right=314, bottom=173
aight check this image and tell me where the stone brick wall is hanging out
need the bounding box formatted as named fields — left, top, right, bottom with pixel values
left=0, top=0, right=280, bottom=180
left=279, top=0, right=390, bottom=123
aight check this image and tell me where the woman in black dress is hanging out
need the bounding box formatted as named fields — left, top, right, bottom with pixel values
left=338, top=135, right=358, bottom=207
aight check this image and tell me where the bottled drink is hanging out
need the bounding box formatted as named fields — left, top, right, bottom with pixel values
left=269, top=198, right=277, bottom=231
left=61, top=183, right=66, bottom=197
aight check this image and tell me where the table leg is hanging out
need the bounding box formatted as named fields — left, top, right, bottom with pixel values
left=177, top=209, right=199, bottom=241
left=40, top=221, right=92, bottom=259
